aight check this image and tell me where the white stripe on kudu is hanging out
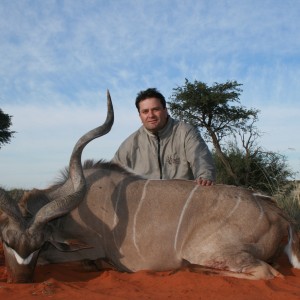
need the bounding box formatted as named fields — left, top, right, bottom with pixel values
left=112, top=179, right=125, bottom=253
left=133, top=179, right=151, bottom=258
left=174, top=185, right=199, bottom=251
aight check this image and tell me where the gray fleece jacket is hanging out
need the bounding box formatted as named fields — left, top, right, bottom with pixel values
left=112, top=116, right=216, bottom=181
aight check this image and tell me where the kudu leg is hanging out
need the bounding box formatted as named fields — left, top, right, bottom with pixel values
left=241, top=260, right=284, bottom=280
left=186, top=260, right=283, bottom=280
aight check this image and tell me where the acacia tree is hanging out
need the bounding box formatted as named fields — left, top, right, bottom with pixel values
left=168, top=79, right=259, bottom=185
left=0, top=108, right=15, bottom=149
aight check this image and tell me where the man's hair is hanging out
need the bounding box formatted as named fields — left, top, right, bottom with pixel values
left=135, top=88, right=166, bottom=112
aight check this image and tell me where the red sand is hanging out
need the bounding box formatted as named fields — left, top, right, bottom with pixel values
left=1, top=244, right=300, bottom=300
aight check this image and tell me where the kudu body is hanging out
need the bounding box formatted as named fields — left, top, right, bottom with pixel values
left=1, top=91, right=300, bottom=283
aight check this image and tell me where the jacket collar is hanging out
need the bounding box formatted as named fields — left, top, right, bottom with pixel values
left=143, top=116, right=174, bottom=138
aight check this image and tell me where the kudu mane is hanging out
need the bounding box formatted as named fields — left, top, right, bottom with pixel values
left=53, top=159, right=140, bottom=186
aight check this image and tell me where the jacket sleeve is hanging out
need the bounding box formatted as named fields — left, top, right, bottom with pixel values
left=184, top=125, right=216, bottom=182
left=112, top=137, right=132, bottom=168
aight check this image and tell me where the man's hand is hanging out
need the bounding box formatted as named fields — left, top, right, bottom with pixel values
left=195, top=177, right=214, bottom=186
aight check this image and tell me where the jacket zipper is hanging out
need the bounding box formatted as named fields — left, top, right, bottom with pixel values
left=156, top=134, right=163, bottom=179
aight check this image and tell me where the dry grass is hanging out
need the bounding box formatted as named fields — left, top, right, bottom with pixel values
left=273, top=181, right=300, bottom=230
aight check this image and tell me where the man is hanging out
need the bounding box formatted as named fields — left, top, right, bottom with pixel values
left=113, top=88, right=216, bottom=186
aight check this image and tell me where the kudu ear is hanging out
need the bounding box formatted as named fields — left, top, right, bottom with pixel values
left=49, top=238, right=93, bottom=252
left=0, top=188, right=25, bottom=227
left=19, top=189, right=50, bottom=217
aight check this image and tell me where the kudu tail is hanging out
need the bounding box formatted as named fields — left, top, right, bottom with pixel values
left=285, top=225, right=300, bottom=269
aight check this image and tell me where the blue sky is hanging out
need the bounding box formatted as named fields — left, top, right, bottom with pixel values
left=1, top=0, right=300, bottom=189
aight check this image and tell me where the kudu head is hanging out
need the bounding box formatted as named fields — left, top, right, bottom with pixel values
left=0, top=91, right=114, bottom=283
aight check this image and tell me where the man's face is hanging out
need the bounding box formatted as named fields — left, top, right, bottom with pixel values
left=138, top=98, right=168, bottom=133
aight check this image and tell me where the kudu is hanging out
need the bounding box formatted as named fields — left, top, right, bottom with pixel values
left=0, top=91, right=300, bottom=283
